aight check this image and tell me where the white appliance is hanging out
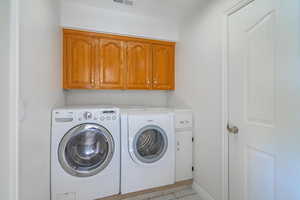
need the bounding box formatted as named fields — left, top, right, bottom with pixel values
left=174, top=109, right=193, bottom=182
left=121, top=109, right=175, bottom=194
left=51, top=106, right=120, bottom=200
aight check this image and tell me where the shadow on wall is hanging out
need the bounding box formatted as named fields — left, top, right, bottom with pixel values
left=167, top=1, right=229, bottom=200
left=65, top=90, right=169, bottom=107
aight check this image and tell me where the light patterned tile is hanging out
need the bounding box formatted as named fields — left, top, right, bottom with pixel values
left=173, top=188, right=196, bottom=198
left=121, top=187, right=198, bottom=200
left=130, top=190, right=165, bottom=200
left=162, top=186, right=191, bottom=195
left=122, top=196, right=147, bottom=200
left=177, top=194, right=201, bottom=200
left=122, top=193, right=152, bottom=200
left=150, top=194, right=176, bottom=200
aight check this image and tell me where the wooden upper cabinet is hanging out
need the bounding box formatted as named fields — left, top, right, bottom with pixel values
left=126, top=41, right=152, bottom=89
left=63, top=33, right=96, bottom=89
left=63, top=29, right=175, bottom=90
left=97, top=39, right=125, bottom=89
left=152, top=44, right=175, bottom=90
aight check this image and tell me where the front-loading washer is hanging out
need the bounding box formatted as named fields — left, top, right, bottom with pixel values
left=120, top=109, right=175, bottom=194
left=51, top=106, right=120, bottom=200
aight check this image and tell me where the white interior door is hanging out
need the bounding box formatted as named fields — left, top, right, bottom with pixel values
left=228, top=0, right=300, bottom=199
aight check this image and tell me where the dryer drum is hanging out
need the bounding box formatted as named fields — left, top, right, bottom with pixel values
left=133, top=125, right=168, bottom=163
left=58, top=123, right=115, bottom=177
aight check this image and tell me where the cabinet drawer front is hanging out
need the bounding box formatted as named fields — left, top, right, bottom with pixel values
left=175, top=113, right=193, bottom=129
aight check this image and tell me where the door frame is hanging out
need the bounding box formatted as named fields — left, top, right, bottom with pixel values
left=221, top=1, right=255, bottom=200
left=7, top=0, right=20, bottom=199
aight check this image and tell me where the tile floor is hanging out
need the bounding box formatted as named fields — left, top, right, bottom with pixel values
left=122, top=186, right=202, bottom=200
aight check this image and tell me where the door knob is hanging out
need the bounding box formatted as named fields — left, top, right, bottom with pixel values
left=227, top=123, right=239, bottom=134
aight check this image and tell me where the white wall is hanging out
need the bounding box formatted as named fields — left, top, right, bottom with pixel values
left=61, top=0, right=174, bottom=107
left=61, top=1, right=179, bottom=41
left=273, top=0, right=300, bottom=199
left=0, top=0, right=19, bottom=199
left=0, top=0, right=12, bottom=199
left=65, top=90, right=168, bottom=107
left=168, top=1, right=229, bottom=199
left=169, top=1, right=300, bottom=200
left=18, top=0, right=65, bottom=199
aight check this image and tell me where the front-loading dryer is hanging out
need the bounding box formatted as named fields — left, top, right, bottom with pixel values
left=51, top=106, right=120, bottom=200
left=121, top=110, right=175, bottom=194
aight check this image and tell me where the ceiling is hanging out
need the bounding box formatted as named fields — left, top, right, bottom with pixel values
left=63, top=0, right=205, bottom=21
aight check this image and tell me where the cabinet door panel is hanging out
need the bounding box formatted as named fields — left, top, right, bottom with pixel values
left=126, top=42, right=152, bottom=89
left=99, top=39, right=125, bottom=89
left=152, top=44, right=175, bottom=90
left=176, top=131, right=193, bottom=182
left=64, top=34, right=95, bottom=89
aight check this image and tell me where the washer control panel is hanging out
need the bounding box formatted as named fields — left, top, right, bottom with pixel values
left=77, top=110, right=118, bottom=122
left=54, top=111, right=74, bottom=123
left=83, top=111, right=93, bottom=120
left=54, top=109, right=119, bottom=123
left=98, top=110, right=118, bottom=121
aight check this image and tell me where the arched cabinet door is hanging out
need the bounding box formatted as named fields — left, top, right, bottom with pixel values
left=63, top=34, right=96, bottom=89
left=97, top=38, right=126, bottom=89
left=126, top=42, right=152, bottom=89
left=152, top=44, right=175, bottom=90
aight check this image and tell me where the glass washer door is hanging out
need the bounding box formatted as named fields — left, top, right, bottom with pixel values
left=58, top=123, right=114, bottom=177
left=132, top=125, right=168, bottom=164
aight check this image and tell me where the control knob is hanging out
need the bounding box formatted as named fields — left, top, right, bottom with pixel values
left=83, top=112, right=93, bottom=120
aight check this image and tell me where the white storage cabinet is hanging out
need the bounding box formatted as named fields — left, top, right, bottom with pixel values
left=174, top=110, right=193, bottom=182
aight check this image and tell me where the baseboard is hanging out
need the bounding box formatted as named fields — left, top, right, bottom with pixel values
left=192, top=182, right=215, bottom=200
